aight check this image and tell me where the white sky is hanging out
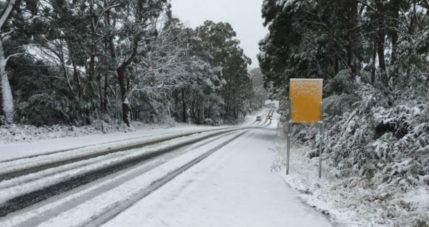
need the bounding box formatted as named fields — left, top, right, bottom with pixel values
left=171, top=0, right=268, bottom=69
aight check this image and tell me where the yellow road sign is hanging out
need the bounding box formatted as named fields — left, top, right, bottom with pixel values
left=289, top=79, right=323, bottom=123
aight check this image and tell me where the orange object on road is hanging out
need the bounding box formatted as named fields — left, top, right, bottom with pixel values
left=289, top=79, right=323, bottom=123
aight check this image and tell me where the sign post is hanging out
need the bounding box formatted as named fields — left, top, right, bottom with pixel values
left=319, top=114, right=323, bottom=178
left=287, top=79, right=324, bottom=178
left=286, top=99, right=291, bottom=175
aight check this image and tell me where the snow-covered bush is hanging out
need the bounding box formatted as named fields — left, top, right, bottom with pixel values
left=287, top=74, right=429, bottom=188
left=0, top=121, right=134, bottom=143
left=323, top=93, right=360, bottom=117
left=324, top=70, right=356, bottom=96
left=16, top=94, right=71, bottom=126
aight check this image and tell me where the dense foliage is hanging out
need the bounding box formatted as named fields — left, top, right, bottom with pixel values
left=260, top=0, right=429, bottom=188
left=0, top=0, right=263, bottom=126
left=261, top=1, right=429, bottom=223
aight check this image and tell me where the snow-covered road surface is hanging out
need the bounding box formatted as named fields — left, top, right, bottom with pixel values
left=0, top=130, right=247, bottom=226
left=0, top=126, right=231, bottom=163
left=104, top=127, right=332, bottom=227
left=0, top=127, right=253, bottom=217
left=0, top=104, right=333, bottom=226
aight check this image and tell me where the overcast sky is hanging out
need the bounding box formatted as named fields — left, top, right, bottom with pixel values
left=171, top=0, right=268, bottom=69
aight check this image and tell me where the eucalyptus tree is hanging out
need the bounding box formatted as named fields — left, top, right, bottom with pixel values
left=0, top=0, right=36, bottom=124
left=196, top=21, right=252, bottom=121
left=129, top=14, right=223, bottom=124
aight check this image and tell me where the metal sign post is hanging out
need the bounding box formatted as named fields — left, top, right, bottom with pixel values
left=286, top=99, right=291, bottom=175
left=318, top=101, right=323, bottom=178
left=286, top=79, right=324, bottom=178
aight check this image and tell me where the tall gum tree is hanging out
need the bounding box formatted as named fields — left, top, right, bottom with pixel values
left=0, top=0, right=21, bottom=124
left=108, top=0, right=167, bottom=126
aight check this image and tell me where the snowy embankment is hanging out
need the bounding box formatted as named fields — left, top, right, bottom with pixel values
left=0, top=121, right=218, bottom=143
left=0, top=104, right=267, bottom=161
left=274, top=118, right=429, bottom=226
left=0, top=123, right=229, bottom=162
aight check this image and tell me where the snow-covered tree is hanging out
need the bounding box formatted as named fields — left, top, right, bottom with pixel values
left=259, top=0, right=429, bottom=188
left=0, top=0, right=22, bottom=124
left=196, top=21, right=253, bottom=122
left=1, top=1, right=256, bottom=126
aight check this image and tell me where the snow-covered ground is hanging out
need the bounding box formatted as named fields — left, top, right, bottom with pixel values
left=274, top=125, right=429, bottom=226
left=0, top=125, right=221, bottom=162
left=103, top=127, right=332, bottom=227
left=0, top=103, right=271, bottom=162
left=0, top=103, right=344, bottom=227
left=0, top=131, right=248, bottom=226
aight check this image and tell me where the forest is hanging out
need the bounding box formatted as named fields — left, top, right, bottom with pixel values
left=0, top=0, right=428, bottom=224
left=260, top=1, right=429, bottom=223
left=0, top=0, right=266, bottom=128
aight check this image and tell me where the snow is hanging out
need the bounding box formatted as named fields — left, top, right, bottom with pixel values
left=0, top=124, right=223, bottom=162
left=0, top=128, right=244, bottom=205
left=275, top=124, right=429, bottom=226
left=103, top=128, right=332, bottom=227
left=0, top=131, right=245, bottom=227
left=89, top=109, right=333, bottom=227
left=4, top=132, right=245, bottom=226
left=0, top=103, right=268, bottom=162
left=0, top=106, right=335, bottom=227
left=7, top=103, right=419, bottom=226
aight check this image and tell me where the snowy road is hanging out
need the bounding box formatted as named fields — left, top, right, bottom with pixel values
left=104, top=127, right=332, bottom=227
left=0, top=107, right=333, bottom=226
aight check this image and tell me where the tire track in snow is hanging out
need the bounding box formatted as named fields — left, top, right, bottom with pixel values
left=7, top=131, right=241, bottom=227
left=0, top=127, right=234, bottom=182
left=0, top=128, right=249, bottom=217
left=81, top=131, right=247, bottom=227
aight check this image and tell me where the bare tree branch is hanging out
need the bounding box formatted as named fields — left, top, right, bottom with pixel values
left=4, top=52, right=21, bottom=63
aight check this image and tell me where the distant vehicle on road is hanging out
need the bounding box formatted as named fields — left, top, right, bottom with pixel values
left=256, top=116, right=262, bottom=121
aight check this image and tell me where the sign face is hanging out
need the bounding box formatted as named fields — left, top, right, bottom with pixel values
left=289, top=79, right=323, bottom=123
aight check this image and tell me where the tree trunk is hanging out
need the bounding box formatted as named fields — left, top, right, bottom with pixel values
left=334, top=54, right=339, bottom=76
left=388, top=1, right=400, bottom=65
left=376, top=36, right=386, bottom=75
left=0, top=0, right=20, bottom=31
left=103, top=73, right=108, bottom=112
left=390, top=31, right=398, bottom=65
left=89, top=2, right=96, bottom=81
left=117, top=66, right=130, bottom=126
left=72, top=63, right=81, bottom=98
left=0, top=0, right=22, bottom=124
left=104, top=10, right=116, bottom=59
left=371, top=39, right=377, bottom=84
left=343, top=0, right=359, bottom=77
left=181, top=88, right=187, bottom=122
left=89, top=54, right=95, bottom=81
left=410, top=0, right=417, bottom=34
left=346, top=42, right=353, bottom=75
left=104, top=7, right=135, bottom=127
left=0, top=39, right=13, bottom=123
left=425, top=73, right=429, bottom=87
left=375, top=0, right=386, bottom=78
